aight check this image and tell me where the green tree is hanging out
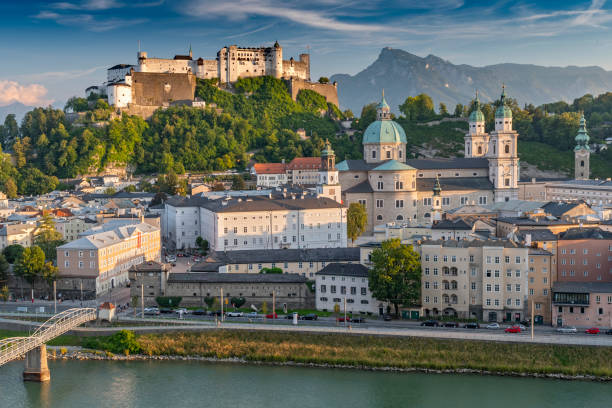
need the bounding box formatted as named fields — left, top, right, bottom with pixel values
left=368, top=239, right=421, bottom=317
left=347, top=202, right=367, bottom=244
left=453, top=103, right=464, bottom=118
left=357, top=103, right=377, bottom=131
left=14, top=246, right=46, bottom=286
left=204, top=296, right=216, bottom=309
left=3, top=244, right=24, bottom=263
left=231, top=175, right=246, bottom=190
left=0, top=285, right=9, bottom=301
left=150, top=191, right=167, bottom=206
left=104, top=187, right=117, bottom=195
left=400, top=94, right=435, bottom=121
left=231, top=296, right=246, bottom=308
left=0, top=253, right=8, bottom=284
left=195, top=237, right=210, bottom=256
left=260, top=267, right=283, bottom=274
left=318, top=77, right=329, bottom=84
left=439, top=102, right=448, bottom=116
left=1, top=114, right=19, bottom=149
left=34, top=213, right=65, bottom=262
left=3, top=178, right=17, bottom=198
left=64, top=97, right=89, bottom=113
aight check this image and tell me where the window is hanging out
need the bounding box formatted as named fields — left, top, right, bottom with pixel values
left=351, top=287, right=356, bottom=295
left=423, top=198, right=432, bottom=206
left=433, top=256, right=438, bottom=262
left=341, top=286, right=346, bottom=295
left=442, top=197, right=450, bottom=206
left=515, top=256, right=521, bottom=264
left=361, top=287, right=366, bottom=296
left=376, top=199, right=384, bottom=208
left=377, top=181, right=384, bottom=190
left=78, top=261, right=83, bottom=268
left=494, top=284, right=500, bottom=292
left=320, top=285, right=326, bottom=293
left=395, top=200, right=404, bottom=208
left=486, top=299, right=491, bottom=306
left=479, top=196, right=487, bottom=205
left=395, top=181, right=403, bottom=189
left=471, top=282, right=476, bottom=290
left=469, top=255, right=474, bottom=262
left=515, top=299, right=520, bottom=306
left=372, top=150, right=376, bottom=159
left=331, top=285, right=336, bottom=293
left=486, top=284, right=491, bottom=292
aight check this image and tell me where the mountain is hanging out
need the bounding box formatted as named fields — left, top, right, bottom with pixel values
left=0, top=102, right=35, bottom=123
left=330, top=48, right=612, bottom=114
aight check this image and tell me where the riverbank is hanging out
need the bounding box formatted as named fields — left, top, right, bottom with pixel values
left=34, top=329, right=612, bottom=381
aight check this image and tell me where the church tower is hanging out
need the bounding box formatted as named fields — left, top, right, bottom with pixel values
left=317, top=140, right=341, bottom=203
left=465, top=91, right=489, bottom=157
left=487, top=85, right=519, bottom=202
left=362, top=91, right=407, bottom=164
left=431, top=176, right=443, bottom=224
left=574, top=113, right=590, bottom=180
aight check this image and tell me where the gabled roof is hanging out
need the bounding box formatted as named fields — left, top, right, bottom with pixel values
left=432, top=218, right=473, bottom=230
left=558, top=227, right=612, bottom=240
left=373, top=160, right=415, bottom=171
left=316, top=263, right=369, bottom=277
left=406, top=157, right=489, bottom=170
left=344, top=180, right=374, bottom=194
left=253, top=163, right=287, bottom=174
left=287, top=157, right=321, bottom=170
left=542, top=201, right=590, bottom=217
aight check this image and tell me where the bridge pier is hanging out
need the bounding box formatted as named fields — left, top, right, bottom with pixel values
left=23, top=345, right=50, bottom=382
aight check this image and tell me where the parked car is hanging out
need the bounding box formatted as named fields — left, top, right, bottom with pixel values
left=383, top=314, right=393, bottom=321
left=464, top=322, right=480, bottom=329
left=505, top=325, right=522, bottom=333
left=519, top=320, right=531, bottom=327
left=226, top=311, right=243, bottom=317
left=265, top=313, right=278, bottom=319
left=556, top=326, right=577, bottom=334
left=143, top=307, right=160, bottom=316
left=420, top=320, right=440, bottom=327
left=351, top=317, right=366, bottom=323
left=166, top=255, right=177, bottom=263
left=605, top=329, right=612, bottom=335
left=246, top=311, right=259, bottom=318
left=192, top=309, right=206, bottom=316
left=285, top=313, right=297, bottom=319
left=443, top=321, right=459, bottom=328
left=301, top=313, right=318, bottom=321
left=486, top=323, right=500, bottom=329
left=337, top=316, right=351, bottom=322
left=160, top=308, right=174, bottom=314
left=209, top=310, right=223, bottom=316
left=585, top=327, right=600, bottom=334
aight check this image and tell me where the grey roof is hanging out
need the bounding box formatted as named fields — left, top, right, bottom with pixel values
left=166, top=194, right=344, bottom=213
left=549, top=179, right=612, bottom=187
left=344, top=180, right=374, bottom=194
left=558, top=227, right=612, bottom=240
left=168, top=272, right=308, bottom=284
left=528, top=248, right=553, bottom=256
left=553, top=281, right=612, bottom=294
left=496, top=217, right=595, bottom=227
left=191, top=248, right=360, bottom=271
left=316, top=263, right=369, bottom=277
left=516, top=230, right=558, bottom=241
left=432, top=218, right=473, bottom=230
left=130, top=261, right=170, bottom=272
left=542, top=201, right=588, bottom=217
left=336, top=160, right=376, bottom=172
left=407, top=157, right=489, bottom=170
left=417, top=177, right=493, bottom=192
left=421, top=239, right=521, bottom=249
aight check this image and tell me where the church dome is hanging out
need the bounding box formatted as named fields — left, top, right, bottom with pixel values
left=495, top=85, right=512, bottom=119
left=574, top=114, right=590, bottom=151
left=362, top=120, right=407, bottom=144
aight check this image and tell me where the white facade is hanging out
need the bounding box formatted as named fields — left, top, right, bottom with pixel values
left=107, top=83, right=132, bottom=108
left=315, top=270, right=379, bottom=314
left=256, top=173, right=288, bottom=188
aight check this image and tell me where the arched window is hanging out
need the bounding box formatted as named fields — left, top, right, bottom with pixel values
left=451, top=295, right=458, bottom=304
left=424, top=213, right=431, bottom=218
left=451, top=280, right=458, bottom=289
left=396, top=215, right=404, bottom=221
left=376, top=215, right=383, bottom=221
left=450, top=267, right=458, bottom=276
left=443, top=280, right=450, bottom=290
left=442, top=294, right=449, bottom=303
left=505, top=144, right=510, bottom=154
left=477, top=146, right=482, bottom=155
left=443, top=267, right=450, bottom=275
left=580, top=160, right=585, bottom=167
left=399, top=150, right=402, bottom=159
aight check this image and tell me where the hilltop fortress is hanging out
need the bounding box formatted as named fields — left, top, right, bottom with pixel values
left=88, top=42, right=338, bottom=118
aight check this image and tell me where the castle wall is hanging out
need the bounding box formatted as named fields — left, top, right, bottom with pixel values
left=282, top=54, right=310, bottom=80
left=286, top=78, right=339, bottom=107
left=131, top=72, right=196, bottom=106
left=138, top=57, right=192, bottom=75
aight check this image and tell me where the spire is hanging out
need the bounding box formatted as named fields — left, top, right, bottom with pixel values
left=189, top=44, right=192, bottom=58
left=574, top=112, right=590, bottom=151
left=376, top=89, right=391, bottom=120
left=495, top=84, right=512, bottom=119
left=469, top=90, right=485, bottom=123
left=433, top=175, right=442, bottom=196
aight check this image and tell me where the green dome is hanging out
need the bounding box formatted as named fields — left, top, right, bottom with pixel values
left=362, top=120, right=407, bottom=144
left=574, top=114, right=590, bottom=152
left=495, top=86, right=512, bottom=119
left=469, top=92, right=485, bottom=122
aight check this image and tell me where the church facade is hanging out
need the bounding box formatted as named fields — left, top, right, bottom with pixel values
left=337, top=88, right=519, bottom=232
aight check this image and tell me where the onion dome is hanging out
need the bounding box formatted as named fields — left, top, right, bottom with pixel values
left=495, top=85, right=512, bottom=119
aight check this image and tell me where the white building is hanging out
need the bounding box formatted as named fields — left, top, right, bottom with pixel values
left=251, top=163, right=287, bottom=188
left=164, top=193, right=347, bottom=251
left=315, top=263, right=380, bottom=315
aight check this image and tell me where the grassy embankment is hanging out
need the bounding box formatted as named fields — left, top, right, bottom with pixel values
left=4, top=329, right=610, bottom=378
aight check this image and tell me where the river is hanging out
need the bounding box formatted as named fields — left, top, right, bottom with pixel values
left=0, top=360, right=610, bottom=408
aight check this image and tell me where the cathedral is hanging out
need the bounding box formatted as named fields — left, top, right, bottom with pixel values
left=337, top=87, right=520, bottom=232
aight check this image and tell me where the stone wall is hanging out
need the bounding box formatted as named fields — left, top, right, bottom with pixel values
left=286, top=78, right=339, bottom=107
left=131, top=72, right=196, bottom=107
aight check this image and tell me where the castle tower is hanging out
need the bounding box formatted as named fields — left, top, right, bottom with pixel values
left=272, top=41, right=283, bottom=79
left=431, top=176, right=443, bottom=224
left=362, top=90, right=407, bottom=164
left=465, top=91, right=489, bottom=157
left=487, top=85, right=519, bottom=202
left=317, top=140, right=341, bottom=203
left=574, top=113, right=590, bottom=180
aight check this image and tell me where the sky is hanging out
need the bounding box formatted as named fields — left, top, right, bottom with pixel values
left=1, top=0, right=612, bottom=108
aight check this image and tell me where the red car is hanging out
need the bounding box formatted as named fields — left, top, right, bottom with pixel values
left=585, top=327, right=600, bottom=334
left=336, top=316, right=351, bottom=322
left=265, top=313, right=278, bottom=319
left=504, top=325, right=522, bottom=333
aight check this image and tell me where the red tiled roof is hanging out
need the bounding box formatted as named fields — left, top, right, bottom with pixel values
left=287, top=157, right=321, bottom=170
left=253, top=163, right=286, bottom=174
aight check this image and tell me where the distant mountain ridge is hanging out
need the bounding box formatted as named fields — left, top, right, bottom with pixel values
left=0, top=102, right=36, bottom=123
left=330, top=48, right=612, bottom=114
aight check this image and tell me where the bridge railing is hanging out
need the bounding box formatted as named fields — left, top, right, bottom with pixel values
left=0, top=308, right=97, bottom=366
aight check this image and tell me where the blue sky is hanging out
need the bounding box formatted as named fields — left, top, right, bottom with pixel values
left=1, top=0, right=612, bottom=107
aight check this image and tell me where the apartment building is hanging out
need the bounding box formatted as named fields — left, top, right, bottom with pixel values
left=552, top=282, right=612, bottom=328
left=315, top=263, right=379, bottom=314
left=0, top=223, right=37, bottom=250
left=56, top=222, right=161, bottom=298
left=556, top=228, right=612, bottom=283
left=191, top=247, right=359, bottom=279
left=164, top=193, right=347, bottom=251
left=251, top=163, right=288, bottom=188
left=527, top=248, right=554, bottom=324
left=420, top=240, right=529, bottom=322
left=55, top=217, right=97, bottom=242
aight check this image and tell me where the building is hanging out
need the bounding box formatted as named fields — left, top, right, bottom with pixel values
left=496, top=216, right=600, bottom=238
left=286, top=157, right=321, bottom=185
left=0, top=223, right=37, bottom=250
left=431, top=218, right=475, bottom=241
left=251, top=163, right=288, bottom=188
left=420, top=240, right=529, bottom=322
left=527, top=248, right=554, bottom=324
left=574, top=114, right=591, bottom=180
left=556, top=228, right=612, bottom=283
left=165, top=273, right=313, bottom=309
left=56, top=222, right=161, bottom=298
left=545, top=179, right=612, bottom=206
left=191, top=247, right=360, bottom=278
left=315, top=263, right=380, bottom=315
left=164, top=192, right=347, bottom=251
left=128, top=261, right=171, bottom=307
left=55, top=218, right=97, bottom=242
left=552, top=282, right=612, bottom=328
left=337, top=87, right=519, bottom=232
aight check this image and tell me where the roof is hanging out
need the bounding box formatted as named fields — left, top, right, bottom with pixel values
left=335, top=159, right=376, bottom=172
left=166, top=194, right=344, bottom=213
left=541, top=201, right=588, bottom=217
left=363, top=120, right=407, bottom=144
left=516, top=229, right=558, bottom=242
left=496, top=217, right=594, bottom=227
left=528, top=248, right=553, bottom=256
left=432, top=218, right=473, bottom=230
left=59, top=222, right=158, bottom=250
left=286, top=157, right=321, bottom=170
left=130, top=261, right=170, bottom=272
left=417, top=177, right=493, bottom=192
left=253, top=163, right=286, bottom=174
left=548, top=179, right=612, bottom=188
left=407, top=157, right=489, bottom=170
left=553, top=281, right=612, bottom=294
left=168, top=273, right=308, bottom=284
left=373, top=160, right=415, bottom=171
left=486, top=200, right=546, bottom=213
left=316, top=263, right=369, bottom=277
left=0, top=223, right=36, bottom=236
left=191, top=248, right=359, bottom=271
left=558, top=227, right=612, bottom=240
left=344, top=180, right=374, bottom=194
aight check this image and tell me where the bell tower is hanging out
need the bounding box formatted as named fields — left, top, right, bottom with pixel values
left=574, top=113, right=590, bottom=180
left=465, top=91, right=489, bottom=158
left=317, top=140, right=341, bottom=203
left=431, top=176, right=443, bottom=224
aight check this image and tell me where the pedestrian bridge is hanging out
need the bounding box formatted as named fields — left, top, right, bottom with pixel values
left=0, top=308, right=97, bottom=379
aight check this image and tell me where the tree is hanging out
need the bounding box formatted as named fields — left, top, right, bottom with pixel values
left=453, top=103, right=464, bottom=118
left=400, top=94, right=435, bottom=121
left=0, top=285, right=9, bottom=301
left=0, top=253, right=8, bottom=284
left=231, top=296, right=246, bottom=308
left=3, top=178, right=18, bottom=198
left=1, top=114, right=19, bottom=149
left=104, top=187, right=117, bottom=195
left=318, top=77, right=329, bottom=84
left=368, top=239, right=421, bottom=317
left=150, top=191, right=167, bottom=207
left=14, top=246, right=46, bottom=286
left=260, top=267, right=283, bottom=274
left=231, top=175, right=246, bottom=190
left=3, top=244, right=24, bottom=263
left=261, top=301, right=268, bottom=315
left=212, top=182, right=225, bottom=191
left=34, top=213, right=64, bottom=262
left=195, top=237, right=209, bottom=256
left=204, top=296, right=216, bottom=309
left=347, top=202, right=367, bottom=244
left=439, top=102, right=448, bottom=116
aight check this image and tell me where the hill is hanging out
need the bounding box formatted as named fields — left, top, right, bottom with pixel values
left=331, top=48, right=612, bottom=114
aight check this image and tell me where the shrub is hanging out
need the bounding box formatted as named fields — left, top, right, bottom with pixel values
left=60, top=347, right=67, bottom=355
left=155, top=296, right=182, bottom=308
left=231, top=297, right=246, bottom=308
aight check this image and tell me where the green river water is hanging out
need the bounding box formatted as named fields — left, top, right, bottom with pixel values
left=0, top=359, right=610, bottom=407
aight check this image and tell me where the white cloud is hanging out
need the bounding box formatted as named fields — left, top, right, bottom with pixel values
left=0, top=81, right=53, bottom=107
left=33, top=10, right=148, bottom=31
